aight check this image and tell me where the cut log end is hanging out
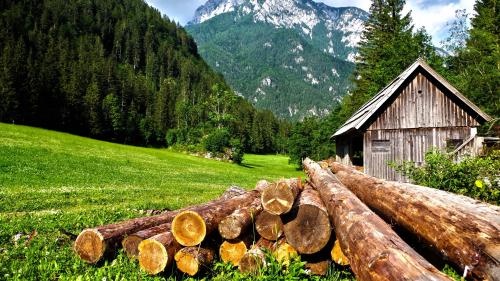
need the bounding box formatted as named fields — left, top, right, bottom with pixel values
left=172, top=211, right=206, bottom=246
left=305, top=260, right=331, bottom=276
left=239, top=248, right=266, bottom=274
left=122, top=235, right=143, bottom=258
left=138, top=239, right=169, bottom=275
left=283, top=204, right=331, bottom=254
left=175, top=247, right=215, bottom=276
left=220, top=240, right=248, bottom=266
left=331, top=240, right=349, bottom=266
left=74, top=229, right=106, bottom=263
left=174, top=250, right=199, bottom=276
left=255, top=211, right=283, bottom=241
left=261, top=181, right=295, bottom=215
left=275, top=242, right=298, bottom=265
left=218, top=216, right=243, bottom=240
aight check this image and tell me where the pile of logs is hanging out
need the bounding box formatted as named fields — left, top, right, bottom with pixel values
left=74, top=159, right=500, bottom=280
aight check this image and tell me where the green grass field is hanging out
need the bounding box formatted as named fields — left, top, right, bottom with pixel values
left=0, top=123, right=309, bottom=280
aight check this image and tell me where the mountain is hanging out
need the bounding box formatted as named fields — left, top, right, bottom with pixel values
left=186, top=0, right=369, bottom=120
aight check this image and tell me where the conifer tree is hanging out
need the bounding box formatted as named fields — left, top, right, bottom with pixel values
left=340, top=0, right=442, bottom=122
left=452, top=0, right=499, bottom=117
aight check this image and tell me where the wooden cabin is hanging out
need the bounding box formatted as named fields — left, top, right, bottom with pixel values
left=333, top=58, right=492, bottom=182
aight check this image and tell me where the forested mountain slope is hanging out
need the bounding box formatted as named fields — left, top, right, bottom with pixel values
left=187, top=0, right=369, bottom=120
left=0, top=0, right=282, bottom=149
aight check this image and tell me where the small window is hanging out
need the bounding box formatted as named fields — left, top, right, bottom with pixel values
left=372, top=140, right=390, bottom=153
left=446, top=139, right=463, bottom=151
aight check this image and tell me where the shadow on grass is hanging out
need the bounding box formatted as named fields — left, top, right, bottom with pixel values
left=238, top=163, right=263, bottom=169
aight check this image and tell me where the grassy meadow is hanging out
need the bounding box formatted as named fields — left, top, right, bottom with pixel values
left=0, top=123, right=310, bottom=280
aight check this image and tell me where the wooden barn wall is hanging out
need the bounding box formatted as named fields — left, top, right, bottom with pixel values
left=367, top=73, right=480, bottom=130
left=364, top=127, right=471, bottom=182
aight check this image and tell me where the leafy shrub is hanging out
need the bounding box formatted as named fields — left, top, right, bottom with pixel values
left=230, top=138, right=244, bottom=164
left=391, top=149, right=500, bottom=204
left=187, top=128, right=204, bottom=145
left=165, top=129, right=177, bottom=147
left=204, top=128, right=231, bottom=153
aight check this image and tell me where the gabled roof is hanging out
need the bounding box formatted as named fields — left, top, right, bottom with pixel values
left=333, top=58, right=492, bottom=137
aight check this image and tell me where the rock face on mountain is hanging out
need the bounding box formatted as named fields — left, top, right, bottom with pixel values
left=187, top=0, right=368, bottom=120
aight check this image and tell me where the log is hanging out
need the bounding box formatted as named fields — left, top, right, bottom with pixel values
left=138, top=231, right=180, bottom=275
left=331, top=239, right=349, bottom=266
left=329, top=161, right=500, bottom=280
left=255, top=210, right=283, bottom=240
left=74, top=186, right=245, bottom=263
left=219, top=240, right=248, bottom=266
left=303, top=158, right=452, bottom=281
left=218, top=197, right=263, bottom=240
left=303, top=236, right=335, bottom=276
left=261, top=179, right=301, bottom=215
left=282, top=185, right=331, bottom=254
left=274, top=240, right=298, bottom=266
left=122, top=223, right=170, bottom=258
left=172, top=189, right=262, bottom=246
left=174, top=247, right=215, bottom=276
left=239, top=238, right=275, bottom=274
left=305, top=260, right=331, bottom=276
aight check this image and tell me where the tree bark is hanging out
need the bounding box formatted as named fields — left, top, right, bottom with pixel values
left=74, top=186, right=245, bottom=263
left=174, top=247, right=215, bottom=276
left=282, top=185, right=331, bottom=254
left=261, top=178, right=301, bottom=215
left=255, top=210, right=283, bottom=240
left=329, top=161, right=500, bottom=280
left=303, top=158, right=452, bottom=281
left=138, top=231, right=181, bottom=275
left=218, top=197, right=263, bottom=239
left=122, top=223, right=171, bottom=258
left=172, top=189, right=262, bottom=246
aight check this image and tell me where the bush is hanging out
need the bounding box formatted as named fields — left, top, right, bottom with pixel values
left=165, top=129, right=177, bottom=147
left=204, top=128, right=231, bottom=153
left=391, top=149, right=500, bottom=204
left=230, top=138, right=244, bottom=164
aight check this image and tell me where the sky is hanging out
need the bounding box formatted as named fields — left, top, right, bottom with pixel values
left=146, top=0, right=476, bottom=45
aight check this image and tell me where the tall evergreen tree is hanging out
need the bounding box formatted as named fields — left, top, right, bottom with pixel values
left=452, top=0, right=499, bottom=118
left=0, top=0, right=288, bottom=154
left=339, top=0, right=442, bottom=122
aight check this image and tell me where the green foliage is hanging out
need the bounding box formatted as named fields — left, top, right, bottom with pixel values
left=446, top=0, right=499, bottom=118
left=390, top=149, right=500, bottom=204
left=288, top=106, right=343, bottom=166
left=0, top=0, right=287, bottom=154
left=204, top=128, right=231, bottom=153
left=166, top=129, right=177, bottom=147
left=0, top=123, right=304, bottom=280
left=339, top=0, right=444, bottom=124
left=442, top=264, right=462, bottom=281
left=230, top=138, right=244, bottom=164
left=210, top=250, right=354, bottom=281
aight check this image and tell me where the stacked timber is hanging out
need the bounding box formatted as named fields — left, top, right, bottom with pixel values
left=303, top=158, right=452, bottom=280
left=328, top=161, right=500, bottom=280
left=73, top=160, right=499, bottom=280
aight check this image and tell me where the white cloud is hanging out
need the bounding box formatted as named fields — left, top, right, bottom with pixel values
left=403, top=0, right=475, bottom=45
